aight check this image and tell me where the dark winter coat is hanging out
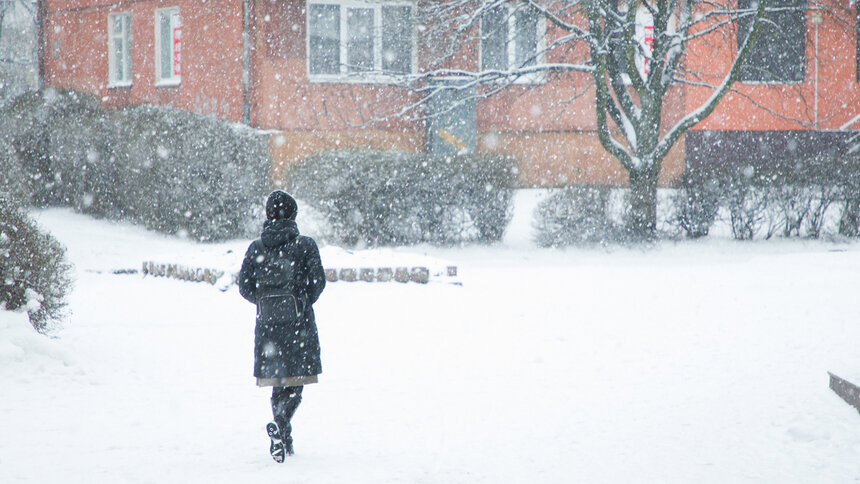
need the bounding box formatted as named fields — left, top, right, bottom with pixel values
left=238, top=219, right=326, bottom=380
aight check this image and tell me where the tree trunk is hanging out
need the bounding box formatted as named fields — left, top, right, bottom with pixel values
left=628, top=169, right=659, bottom=237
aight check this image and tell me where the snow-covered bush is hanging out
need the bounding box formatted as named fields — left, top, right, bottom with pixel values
left=838, top=198, right=860, bottom=238
left=533, top=186, right=623, bottom=247
left=678, top=150, right=860, bottom=240
left=0, top=139, right=32, bottom=206
left=1, top=89, right=123, bottom=212
left=725, top=173, right=770, bottom=241
left=0, top=199, right=73, bottom=333
left=0, top=88, right=85, bottom=207
left=286, top=150, right=516, bottom=247
left=836, top=152, right=860, bottom=237
left=672, top=170, right=720, bottom=239
left=0, top=88, right=271, bottom=241
left=44, top=92, right=122, bottom=216
left=107, top=104, right=271, bottom=241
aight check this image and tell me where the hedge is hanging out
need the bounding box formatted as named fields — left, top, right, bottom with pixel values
left=0, top=88, right=271, bottom=241
left=285, top=150, right=517, bottom=247
left=674, top=152, right=860, bottom=240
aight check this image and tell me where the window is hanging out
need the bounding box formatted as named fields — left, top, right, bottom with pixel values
left=738, top=0, right=806, bottom=83
left=610, top=5, right=654, bottom=84
left=155, top=8, right=181, bottom=85
left=307, top=1, right=414, bottom=79
left=107, top=12, right=132, bottom=87
left=481, top=3, right=542, bottom=75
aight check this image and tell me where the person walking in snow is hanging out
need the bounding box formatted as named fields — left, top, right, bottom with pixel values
left=238, top=190, right=326, bottom=462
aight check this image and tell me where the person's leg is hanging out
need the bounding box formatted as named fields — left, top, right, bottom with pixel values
left=271, top=386, right=303, bottom=426
left=271, top=386, right=303, bottom=454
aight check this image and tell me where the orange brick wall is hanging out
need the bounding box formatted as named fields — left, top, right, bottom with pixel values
left=685, top=5, right=860, bottom=131
left=267, top=130, right=425, bottom=186
left=44, top=0, right=246, bottom=121
left=478, top=131, right=685, bottom=188
left=41, top=1, right=859, bottom=189
left=252, top=1, right=686, bottom=187
left=248, top=0, right=422, bottom=132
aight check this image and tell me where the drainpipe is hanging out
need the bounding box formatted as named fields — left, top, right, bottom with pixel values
left=36, top=0, right=45, bottom=90
left=812, top=9, right=822, bottom=129
left=242, top=0, right=250, bottom=125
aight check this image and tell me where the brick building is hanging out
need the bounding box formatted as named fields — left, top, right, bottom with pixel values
left=41, top=0, right=860, bottom=187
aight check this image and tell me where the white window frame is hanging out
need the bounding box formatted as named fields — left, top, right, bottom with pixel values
left=155, top=7, right=181, bottom=86
left=306, top=1, right=416, bottom=83
left=479, top=2, right=546, bottom=84
left=107, top=12, right=132, bottom=87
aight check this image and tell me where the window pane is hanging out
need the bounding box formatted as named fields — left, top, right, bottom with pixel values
left=347, top=7, right=374, bottom=72
left=111, top=15, right=122, bottom=37
left=309, top=4, right=340, bottom=75
left=514, top=7, right=538, bottom=67
left=114, top=38, right=124, bottom=80
left=774, top=5, right=805, bottom=82
left=738, top=0, right=806, bottom=83
left=482, top=6, right=508, bottom=70
left=160, top=12, right=172, bottom=79
left=109, top=13, right=131, bottom=84
left=124, top=15, right=132, bottom=81
left=382, top=6, right=412, bottom=74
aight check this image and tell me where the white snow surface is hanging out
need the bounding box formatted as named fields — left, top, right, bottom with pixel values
left=3, top=192, right=860, bottom=483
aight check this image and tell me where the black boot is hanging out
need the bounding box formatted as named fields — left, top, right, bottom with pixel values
left=280, top=420, right=294, bottom=456
left=271, top=386, right=303, bottom=456
left=275, top=416, right=294, bottom=456
left=266, top=421, right=286, bottom=463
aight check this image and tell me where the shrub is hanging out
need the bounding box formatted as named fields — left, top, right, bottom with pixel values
left=671, top=170, right=720, bottom=239
left=106, top=104, right=271, bottom=241
left=44, top=92, right=121, bottom=215
left=678, top=150, right=860, bottom=240
left=767, top=183, right=810, bottom=238
left=0, top=140, right=32, bottom=207
left=0, top=88, right=89, bottom=207
left=722, top=167, right=770, bottom=240
left=0, top=88, right=271, bottom=241
left=286, top=150, right=517, bottom=247
left=0, top=199, right=73, bottom=333
left=836, top=153, right=860, bottom=237
left=533, top=185, right=622, bottom=247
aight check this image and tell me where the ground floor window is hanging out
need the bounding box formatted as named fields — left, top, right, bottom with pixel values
left=107, top=12, right=132, bottom=87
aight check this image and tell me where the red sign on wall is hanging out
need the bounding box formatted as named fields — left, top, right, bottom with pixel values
left=635, top=8, right=654, bottom=77
left=173, top=12, right=181, bottom=76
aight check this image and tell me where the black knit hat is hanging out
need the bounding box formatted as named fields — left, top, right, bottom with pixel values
left=265, top=190, right=297, bottom=221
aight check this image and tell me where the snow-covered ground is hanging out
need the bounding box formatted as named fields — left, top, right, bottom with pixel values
left=2, top=192, right=860, bottom=483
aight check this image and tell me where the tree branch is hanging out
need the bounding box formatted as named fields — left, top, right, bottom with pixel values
left=654, top=0, right=769, bottom=164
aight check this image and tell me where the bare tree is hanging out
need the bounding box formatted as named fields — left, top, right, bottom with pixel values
left=395, top=0, right=823, bottom=237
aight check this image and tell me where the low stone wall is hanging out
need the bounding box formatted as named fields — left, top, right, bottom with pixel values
left=142, top=261, right=224, bottom=285
left=325, top=266, right=445, bottom=284
left=141, top=261, right=459, bottom=286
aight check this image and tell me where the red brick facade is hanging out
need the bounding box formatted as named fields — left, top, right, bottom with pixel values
left=45, top=0, right=246, bottom=120
left=42, top=1, right=860, bottom=187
